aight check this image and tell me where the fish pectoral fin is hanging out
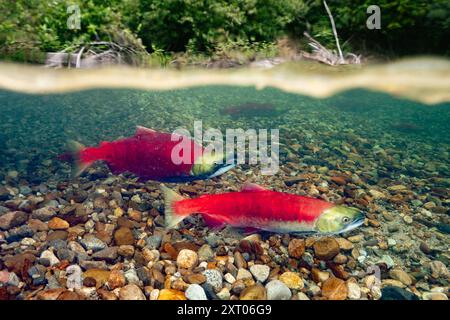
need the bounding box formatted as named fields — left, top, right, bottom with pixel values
left=241, top=182, right=267, bottom=192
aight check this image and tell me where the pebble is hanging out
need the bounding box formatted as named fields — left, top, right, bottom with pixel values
left=58, top=291, right=83, bottom=300
left=380, top=286, right=419, bottom=300
left=224, top=273, right=236, bottom=284
left=119, top=284, right=146, bottom=300
left=311, top=268, right=330, bottom=283
left=6, top=225, right=33, bottom=243
left=236, top=268, right=253, bottom=281
left=216, top=287, right=231, bottom=300
left=142, top=247, right=160, bottom=263
left=389, top=269, right=413, bottom=286
left=382, top=279, right=405, bottom=288
left=28, top=265, right=47, bottom=286
left=403, top=215, right=413, bottom=224
left=185, top=284, right=208, bottom=300
left=48, top=217, right=70, bottom=230
left=40, top=250, right=60, bottom=266
left=83, top=269, right=111, bottom=288
left=322, top=277, right=347, bottom=300
left=422, top=292, right=448, bottom=300
left=114, top=227, right=135, bottom=245
left=0, top=211, right=28, bottom=230
left=37, top=288, right=66, bottom=300
left=149, top=289, right=160, bottom=300
left=347, top=234, right=364, bottom=243
left=377, top=255, right=395, bottom=269
left=80, top=234, right=107, bottom=252
left=250, top=264, right=270, bottom=283
left=118, top=245, right=135, bottom=257
left=202, top=269, right=223, bottom=292
left=297, top=292, right=310, bottom=300
left=198, top=244, right=214, bottom=261
left=146, top=234, right=162, bottom=249
left=313, top=237, right=340, bottom=260
left=186, top=273, right=206, bottom=284
left=240, top=284, right=267, bottom=300
left=419, top=242, right=431, bottom=255
left=346, top=281, right=361, bottom=300
left=176, top=249, right=198, bottom=269
left=32, top=206, right=57, bottom=221
left=288, top=238, right=305, bottom=258
left=265, top=280, right=292, bottom=300
left=108, top=270, right=126, bottom=289
left=279, top=271, right=304, bottom=290
left=335, top=238, right=354, bottom=251
left=429, top=261, right=449, bottom=279
left=124, top=268, right=140, bottom=285
left=234, top=251, right=247, bottom=269
left=92, top=246, right=118, bottom=262
left=157, top=289, right=187, bottom=300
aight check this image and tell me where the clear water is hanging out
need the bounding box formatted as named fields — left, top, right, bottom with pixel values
left=0, top=61, right=449, bottom=300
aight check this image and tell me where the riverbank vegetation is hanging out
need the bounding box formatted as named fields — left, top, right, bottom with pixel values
left=1, top=0, right=448, bottom=66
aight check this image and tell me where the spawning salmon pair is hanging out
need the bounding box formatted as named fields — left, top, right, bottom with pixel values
left=61, top=126, right=364, bottom=235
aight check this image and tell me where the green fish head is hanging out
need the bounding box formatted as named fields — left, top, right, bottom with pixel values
left=315, top=206, right=365, bottom=234
left=190, top=152, right=235, bottom=179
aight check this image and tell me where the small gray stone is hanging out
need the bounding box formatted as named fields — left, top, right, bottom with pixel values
left=250, top=264, right=270, bottom=283
left=32, top=206, right=57, bottom=221
left=92, top=246, right=118, bottom=262
left=19, top=185, right=32, bottom=195
left=6, top=225, right=34, bottom=243
left=80, top=260, right=108, bottom=270
left=145, top=234, right=162, bottom=249
left=205, top=234, right=220, bottom=247
left=0, top=206, right=10, bottom=215
left=28, top=265, right=47, bottom=286
left=47, top=239, right=67, bottom=250
left=125, top=268, right=141, bottom=285
left=80, top=234, right=106, bottom=252
left=266, top=280, right=292, bottom=300
left=56, top=248, right=76, bottom=263
left=202, top=269, right=223, bottom=292
left=0, top=211, right=28, bottom=230
left=40, top=250, right=60, bottom=266
left=185, top=284, right=208, bottom=300
left=198, top=244, right=214, bottom=261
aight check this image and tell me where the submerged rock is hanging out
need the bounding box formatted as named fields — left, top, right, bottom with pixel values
left=265, top=280, right=291, bottom=300
left=380, top=286, right=419, bottom=300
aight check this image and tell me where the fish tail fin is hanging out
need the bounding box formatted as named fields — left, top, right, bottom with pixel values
left=66, top=140, right=93, bottom=178
left=160, top=185, right=191, bottom=229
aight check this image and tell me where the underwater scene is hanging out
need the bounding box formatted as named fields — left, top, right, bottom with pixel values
left=0, top=62, right=449, bottom=301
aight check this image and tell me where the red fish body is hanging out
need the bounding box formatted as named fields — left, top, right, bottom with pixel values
left=162, top=183, right=365, bottom=235
left=64, top=126, right=233, bottom=182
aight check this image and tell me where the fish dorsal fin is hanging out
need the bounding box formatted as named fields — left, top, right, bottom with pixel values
left=135, top=126, right=157, bottom=138
left=241, top=182, right=267, bottom=192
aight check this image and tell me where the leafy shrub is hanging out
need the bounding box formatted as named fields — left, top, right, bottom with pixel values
left=135, top=0, right=304, bottom=53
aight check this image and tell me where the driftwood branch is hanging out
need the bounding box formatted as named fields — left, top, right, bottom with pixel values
left=323, top=0, right=344, bottom=63
left=45, top=40, right=149, bottom=68
left=299, top=0, right=361, bottom=66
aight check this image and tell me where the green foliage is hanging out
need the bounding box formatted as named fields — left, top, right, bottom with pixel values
left=288, top=0, right=450, bottom=55
left=134, top=0, right=304, bottom=53
left=0, top=0, right=448, bottom=64
left=0, top=0, right=137, bottom=62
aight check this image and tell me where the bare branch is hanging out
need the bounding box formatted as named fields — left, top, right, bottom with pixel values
left=323, top=0, right=344, bottom=63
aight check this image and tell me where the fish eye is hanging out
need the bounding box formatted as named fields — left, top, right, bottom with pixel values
left=342, top=216, right=350, bottom=224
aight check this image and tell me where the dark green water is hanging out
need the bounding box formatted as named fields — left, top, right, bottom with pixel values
left=0, top=85, right=449, bottom=300
left=0, top=86, right=449, bottom=182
